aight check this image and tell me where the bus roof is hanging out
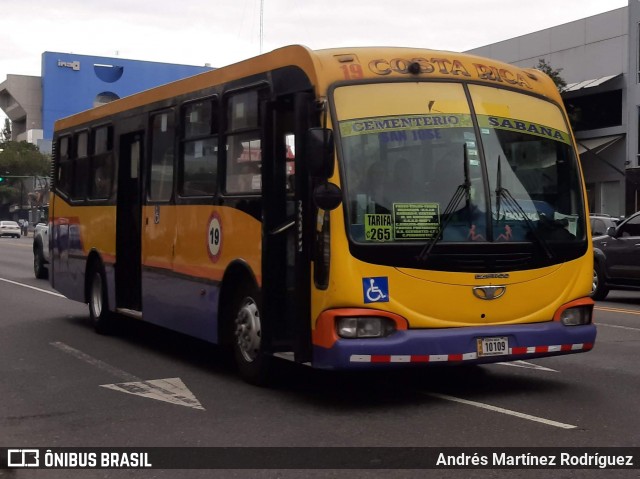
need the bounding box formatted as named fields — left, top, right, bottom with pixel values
left=54, top=45, right=558, bottom=132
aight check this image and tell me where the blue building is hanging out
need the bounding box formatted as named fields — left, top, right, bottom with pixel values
left=0, top=52, right=213, bottom=152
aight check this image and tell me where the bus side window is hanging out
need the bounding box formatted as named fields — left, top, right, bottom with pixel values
left=89, top=125, right=114, bottom=200
left=56, top=136, right=73, bottom=198
left=150, top=110, right=175, bottom=201
left=286, top=133, right=295, bottom=194
left=180, top=99, right=218, bottom=197
left=225, top=90, right=262, bottom=195
left=71, top=131, right=90, bottom=201
left=182, top=139, right=218, bottom=196
left=226, top=135, right=261, bottom=193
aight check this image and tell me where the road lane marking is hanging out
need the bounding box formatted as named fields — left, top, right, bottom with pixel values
left=0, top=241, right=32, bottom=248
left=51, top=341, right=205, bottom=410
left=597, top=323, right=640, bottom=332
left=0, top=277, right=65, bottom=298
left=593, top=307, right=640, bottom=331
left=495, top=360, right=558, bottom=372
left=424, top=392, right=577, bottom=429
left=51, top=341, right=139, bottom=381
left=595, top=306, right=640, bottom=316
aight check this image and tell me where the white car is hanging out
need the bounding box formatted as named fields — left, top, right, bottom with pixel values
left=0, top=220, right=21, bottom=238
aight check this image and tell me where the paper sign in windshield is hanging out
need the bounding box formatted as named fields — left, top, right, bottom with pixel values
left=393, top=203, right=440, bottom=240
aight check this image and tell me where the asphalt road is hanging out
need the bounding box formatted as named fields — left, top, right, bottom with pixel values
left=0, top=235, right=639, bottom=478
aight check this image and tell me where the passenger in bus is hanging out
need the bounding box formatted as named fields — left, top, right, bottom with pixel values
left=93, top=166, right=111, bottom=198
left=349, top=161, right=391, bottom=225
left=389, top=158, right=423, bottom=202
left=431, top=152, right=486, bottom=240
left=238, top=161, right=261, bottom=192
left=354, top=161, right=390, bottom=215
left=430, top=153, right=461, bottom=208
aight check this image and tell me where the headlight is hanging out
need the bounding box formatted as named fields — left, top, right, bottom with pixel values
left=560, top=306, right=592, bottom=326
left=336, top=316, right=397, bottom=338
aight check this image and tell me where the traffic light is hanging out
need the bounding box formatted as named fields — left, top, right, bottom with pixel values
left=0, top=177, right=4, bottom=183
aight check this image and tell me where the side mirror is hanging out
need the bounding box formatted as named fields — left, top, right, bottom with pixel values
left=313, top=183, right=342, bottom=211
left=606, top=226, right=616, bottom=237
left=305, top=128, right=335, bottom=178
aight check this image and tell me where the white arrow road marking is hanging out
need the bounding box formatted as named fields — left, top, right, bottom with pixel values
left=101, top=378, right=205, bottom=410
left=51, top=341, right=205, bottom=410
left=495, top=360, right=558, bottom=372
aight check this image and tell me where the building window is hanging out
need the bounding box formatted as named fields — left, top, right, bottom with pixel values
left=93, top=92, right=120, bottom=107
left=565, top=90, right=622, bottom=131
left=93, top=64, right=124, bottom=83
left=637, top=23, right=640, bottom=83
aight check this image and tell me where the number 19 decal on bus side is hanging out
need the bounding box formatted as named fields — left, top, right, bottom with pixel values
left=207, top=212, right=222, bottom=263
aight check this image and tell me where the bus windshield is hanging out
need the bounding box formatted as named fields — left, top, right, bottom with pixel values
left=334, top=82, right=586, bottom=254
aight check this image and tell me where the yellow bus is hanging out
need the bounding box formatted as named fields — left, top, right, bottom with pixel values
left=49, top=45, right=596, bottom=384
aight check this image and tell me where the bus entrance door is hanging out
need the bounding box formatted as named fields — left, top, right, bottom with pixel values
left=115, top=132, right=143, bottom=312
left=261, top=93, right=313, bottom=364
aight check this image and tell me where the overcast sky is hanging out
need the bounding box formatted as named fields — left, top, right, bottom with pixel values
left=0, top=0, right=629, bottom=126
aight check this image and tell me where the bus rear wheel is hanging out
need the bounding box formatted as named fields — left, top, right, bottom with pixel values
left=231, top=284, right=272, bottom=385
left=88, top=264, right=113, bottom=334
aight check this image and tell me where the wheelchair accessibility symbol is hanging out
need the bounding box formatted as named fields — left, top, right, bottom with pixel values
left=363, top=277, right=389, bottom=303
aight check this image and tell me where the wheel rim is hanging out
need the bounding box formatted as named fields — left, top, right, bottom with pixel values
left=592, top=269, right=598, bottom=295
left=234, top=297, right=261, bottom=363
left=91, top=272, right=103, bottom=318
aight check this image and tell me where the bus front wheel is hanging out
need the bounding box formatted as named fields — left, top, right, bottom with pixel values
left=231, top=284, right=272, bottom=385
left=88, top=264, right=113, bottom=334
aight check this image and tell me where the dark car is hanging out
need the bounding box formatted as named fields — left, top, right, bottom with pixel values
left=592, top=211, right=640, bottom=300
left=590, top=214, right=620, bottom=236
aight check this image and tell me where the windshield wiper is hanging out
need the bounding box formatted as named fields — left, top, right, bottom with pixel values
left=416, top=145, right=471, bottom=261
left=494, top=156, right=554, bottom=259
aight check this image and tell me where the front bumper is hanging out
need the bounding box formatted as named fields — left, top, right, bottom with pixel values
left=312, top=320, right=596, bottom=370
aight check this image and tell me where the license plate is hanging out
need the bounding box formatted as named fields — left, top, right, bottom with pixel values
left=477, top=337, right=509, bottom=357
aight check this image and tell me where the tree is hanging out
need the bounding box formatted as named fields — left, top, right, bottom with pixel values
left=535, top=59, right=567, bottom=91
left=0, top=118, right=10, bottom=144
left=0, top=140, right=51, bottom=205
